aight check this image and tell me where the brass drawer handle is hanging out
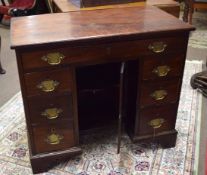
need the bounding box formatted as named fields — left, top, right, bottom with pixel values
left=41, top=52, right=65, bottom=65
left=152, top=65, right=171, bottom=77
left=37, top=80, right=59, bottom=92
left=148, top=118, right=165, bottom=129
left=151, top=90, right=167, bottom=101
left=46, top=128, right=64, bottom=145
left=41, top=108, right=63, bottom=120
left=148, top=42, right=167, bottom=53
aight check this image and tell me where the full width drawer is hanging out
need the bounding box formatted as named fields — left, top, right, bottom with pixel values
left=32, top=121, right=75, bottom=154
left=140, top=79, right=181, bottom=107
left=28, top=94, right=73, bottom=124
left=21, top=36, right=188, bottom=71
left=141, top=53, right=185, bottom=80
left=24, top=68, right=72, bottom=97
left=136, top=104, right=177, bottom=136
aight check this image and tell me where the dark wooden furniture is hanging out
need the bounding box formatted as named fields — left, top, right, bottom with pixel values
left=183, top=0, right=207, bottom=24
left=0, top=36, right=6, bottom=74
left=52, top=0, right=180, bottom=18
left=52, top=0, right=145, bottom=12
left=11, top=6, right=194, bottom=173
left=147, top=0, right=180, bottom=18
left=70, top=0, right=145, bottom=7
left=191, top=70, right=207, bottom=97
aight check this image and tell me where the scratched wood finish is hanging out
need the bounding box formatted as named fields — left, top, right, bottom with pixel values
left=11, top=6, right=193, bottom=49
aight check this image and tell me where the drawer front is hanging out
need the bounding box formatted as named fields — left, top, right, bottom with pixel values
left=21, top=36, right=187, bottom=71
left=140, top=79, right=181, bottom=107
left=136, top=104, right=177, bottom=135
left=21, top=46, right=109, bottom=71
left=28, top=95, right=73, bottom=124
left=32, top=121, right=75, bottom=154
left=24, top=68, right=72, bottom=97
left=141, top=53, right=185, bottom=80
left=109, top=37, right=187, bottom=59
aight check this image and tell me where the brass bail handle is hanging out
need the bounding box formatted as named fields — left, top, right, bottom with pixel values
left=148, top=42, right=167, bottom=53
left=37, top=80, right=59, bottom=92
left=41, top=108, right=63, bottom=120
left=41, top=52, right=65, bottom=65
left=46, top=128, right=64, bottom=145
left=151, top=90, right=168, bottom=101
left=152, top=65, right=171, bottom=77
left=148, top=118, right=165, bottom=129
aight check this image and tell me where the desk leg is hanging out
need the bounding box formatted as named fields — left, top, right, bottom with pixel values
left=0, top=37, right=6, bottom=74
left=183, top=0, right=190, bottom=22
left=0, top=62, right=6, bottom=74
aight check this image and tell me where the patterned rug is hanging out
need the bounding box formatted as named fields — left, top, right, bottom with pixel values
left=0, top=60, right=202, bottom=175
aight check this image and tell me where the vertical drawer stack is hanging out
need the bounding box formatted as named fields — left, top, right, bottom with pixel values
left=19, top=49, right=80, bottom=155
left=126, top=36, right=189, bottom=148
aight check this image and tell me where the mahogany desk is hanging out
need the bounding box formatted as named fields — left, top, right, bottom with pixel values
left=11, top=6, right=194, bottom=173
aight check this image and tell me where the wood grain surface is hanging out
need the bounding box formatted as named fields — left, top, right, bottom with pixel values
left=11, top=6, right=194, bottom=49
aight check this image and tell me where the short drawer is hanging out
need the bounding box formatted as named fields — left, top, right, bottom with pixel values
left=21, top=36, right=187, bottom=71
left=141, top=53, right=185, bottom=80
left=136, top=104, right=177, bottom=135
left=32, top=121, right=75, bottom=154
left=140, top=79, right=181, bottom=107
left=24, top=68, right=72, bottom=97
left=21, top=45, right=109, bottom=71
left=28, top=94, right=73, bottom=124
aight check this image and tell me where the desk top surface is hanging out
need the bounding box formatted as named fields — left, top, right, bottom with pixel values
left=11, top=6, right=194, bottom=49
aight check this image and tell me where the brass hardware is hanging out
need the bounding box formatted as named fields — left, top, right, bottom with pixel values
left=37, top=80, right=59, bottom=92
left=148, top=42, right=167, bottom=53
left=41, top=52, right=65, bottom=65
left=148, top=118, right=165, bottom=129
left=152, top=65, right=171, bottom=77
left=41, top=108, right=63, bottom=120
left=151, top=90, right=167, bottom=101
left=46, top=128, right=63, bottom=145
